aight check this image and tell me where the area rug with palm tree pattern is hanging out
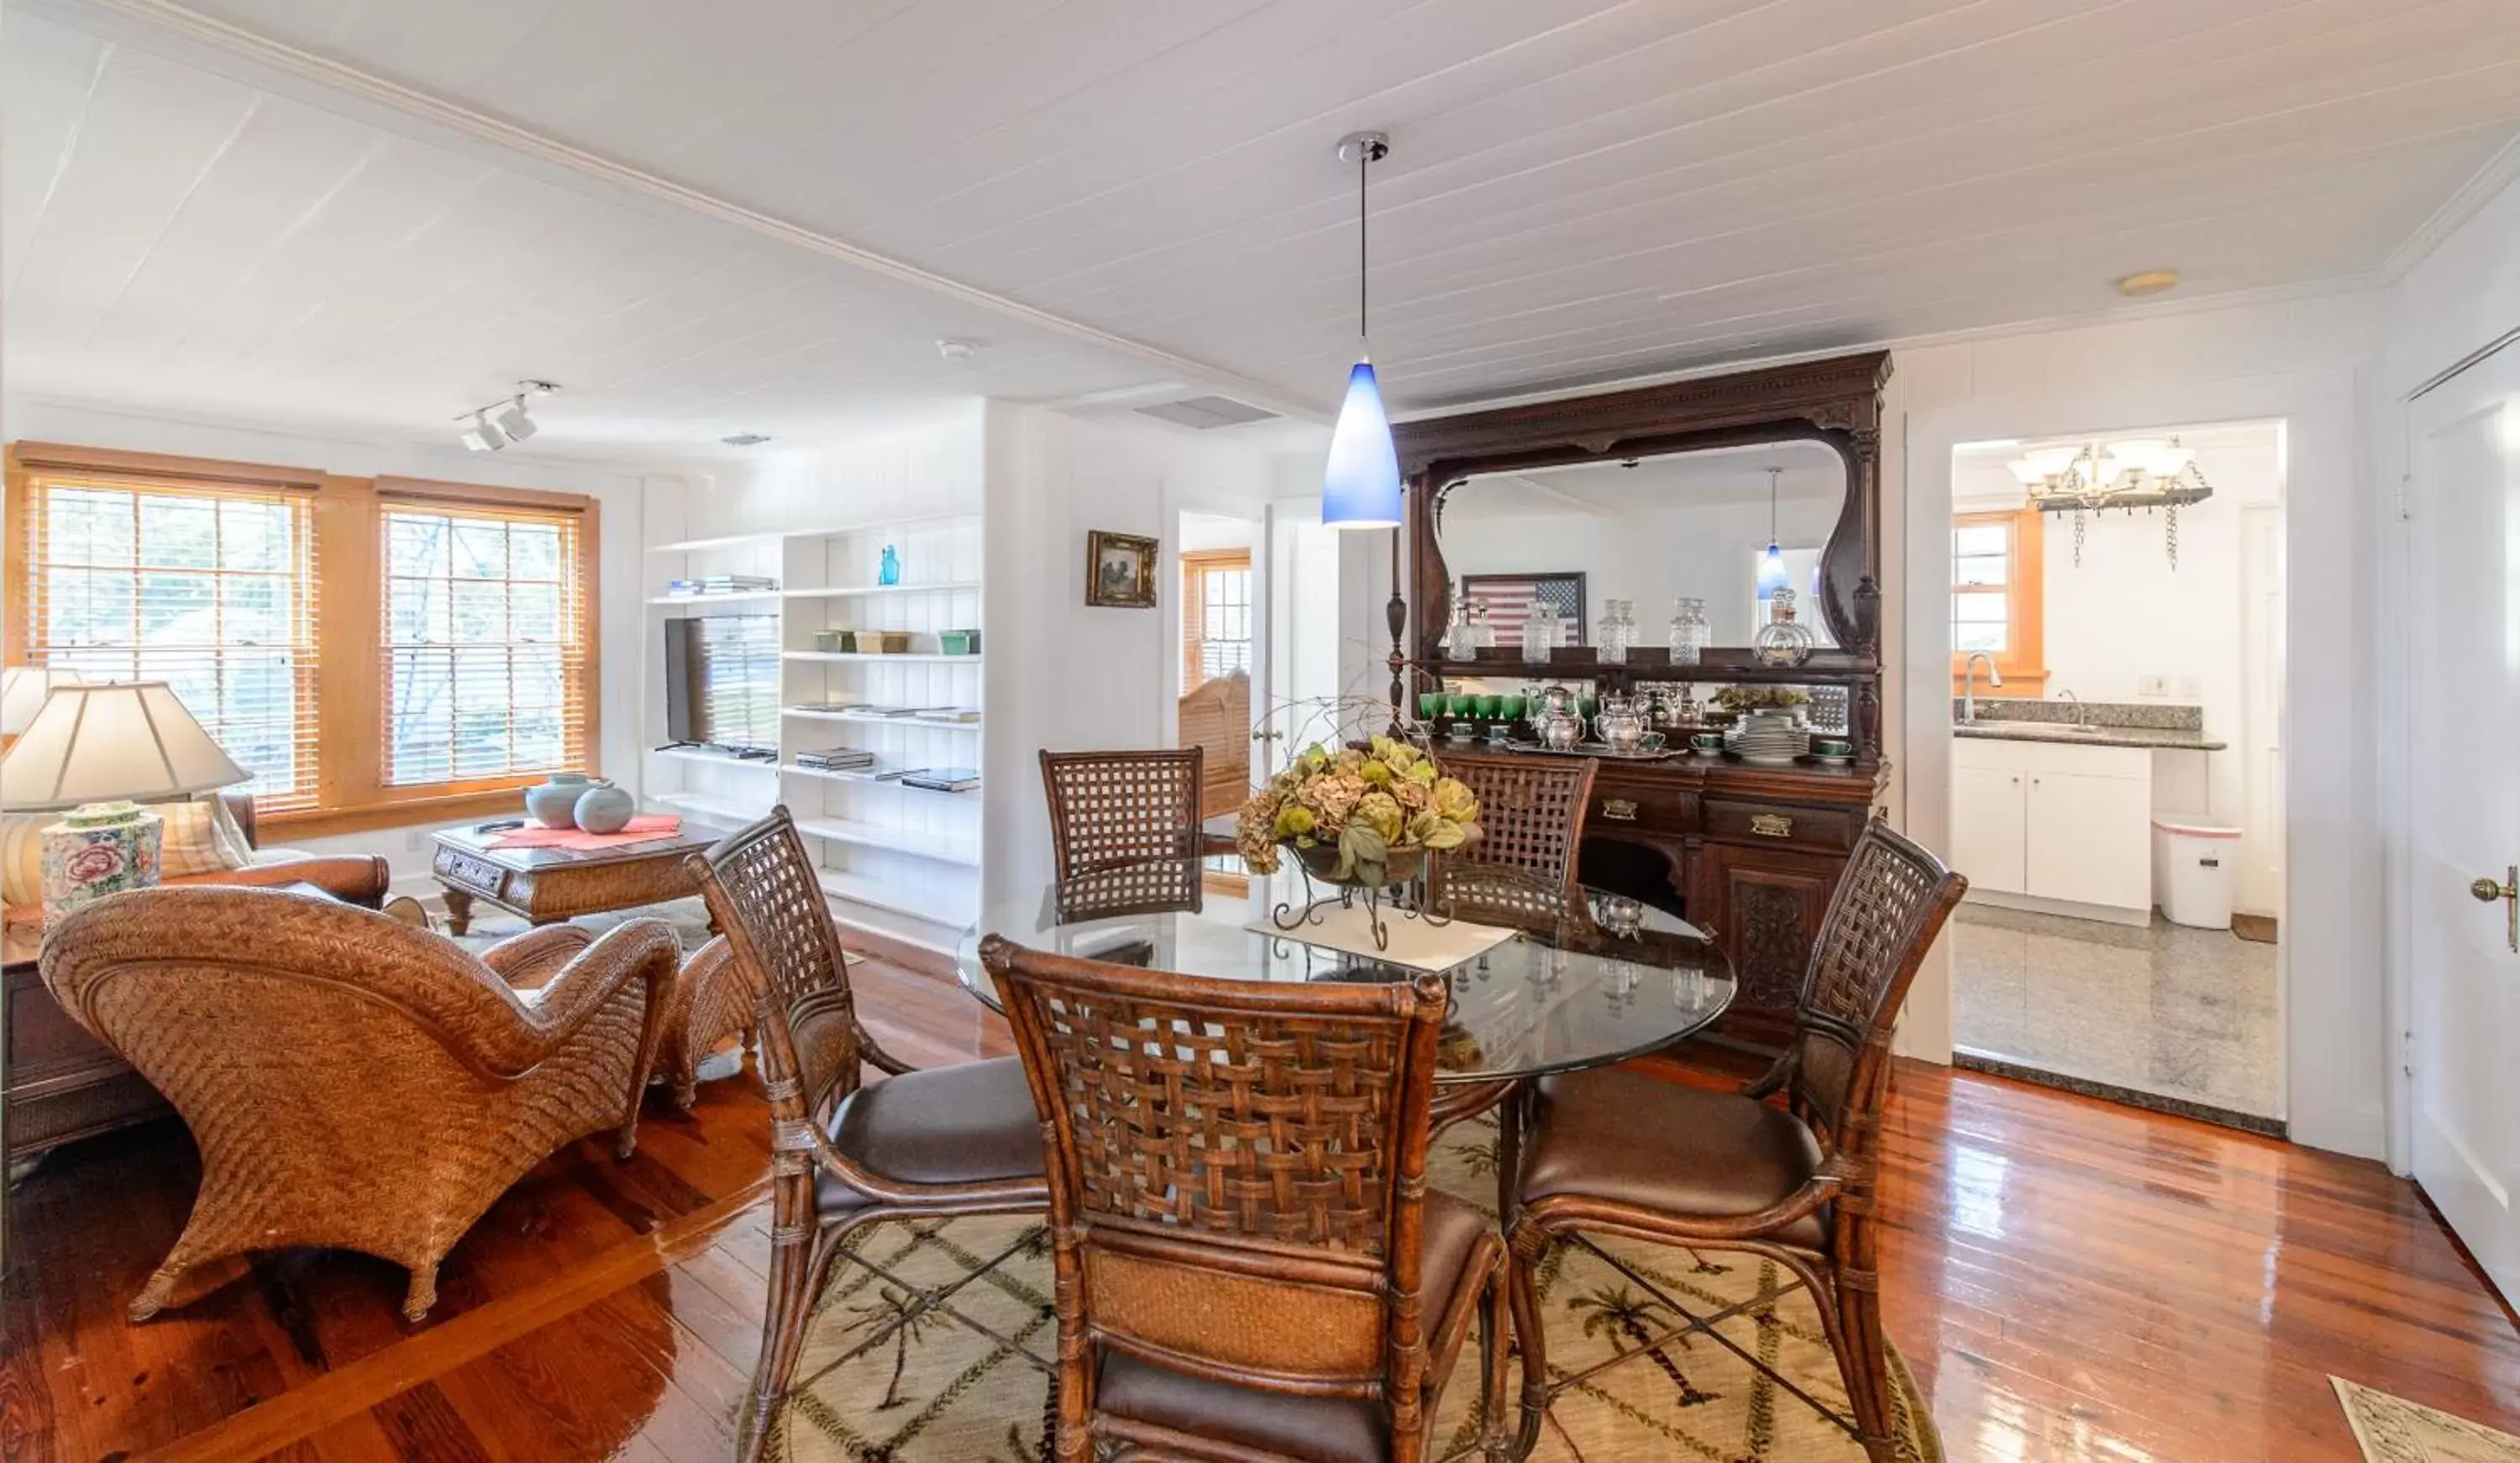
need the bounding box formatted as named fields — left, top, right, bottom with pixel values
left=779, top=1117, right=1941, bottom=1462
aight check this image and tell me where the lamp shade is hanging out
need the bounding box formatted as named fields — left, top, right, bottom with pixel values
left=0, top=665, right=82, bottom=737
left=1322, top=358, right=1403, bottom=529
left=0, top=681, right=250, bottom=810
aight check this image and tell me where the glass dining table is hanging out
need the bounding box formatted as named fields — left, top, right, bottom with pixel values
left=953, top=859, right=1736, bottom=1114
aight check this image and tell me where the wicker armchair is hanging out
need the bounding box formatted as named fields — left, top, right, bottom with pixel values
left=40, top=885, right=683, bottom=1323
left=1503, top=820, right=1965, bottom=1461
left=1424, top=749, right=1598, bottom=926
left=982, top=936, right=1511, bottom=1463
left=685, top=808, right=1050, bottom=1463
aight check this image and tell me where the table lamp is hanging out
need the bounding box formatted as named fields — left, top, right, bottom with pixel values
left=0, top=664, right=83, bottom=745
left=0, top=681, right=250, bottom=926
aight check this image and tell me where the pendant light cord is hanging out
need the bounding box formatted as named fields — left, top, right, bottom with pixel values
left=1358, top=147, right=1369, bottom=347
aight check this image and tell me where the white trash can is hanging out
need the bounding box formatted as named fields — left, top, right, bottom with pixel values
left=2151, top=814, right=2242, bottom=929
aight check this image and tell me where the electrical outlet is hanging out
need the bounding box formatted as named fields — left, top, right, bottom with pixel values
left=2137, top=674, right=2171, bottom=698
left=2176, top=675, right=2202, bottom=700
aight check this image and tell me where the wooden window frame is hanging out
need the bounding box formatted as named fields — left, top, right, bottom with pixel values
left=1950, top=507, right=2046, bottom=695
left=6, top=444, right=600, bottom=837
left=1180, top=548, right=1252, bottom=691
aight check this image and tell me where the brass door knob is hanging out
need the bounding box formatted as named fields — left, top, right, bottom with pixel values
left=2477, top=865, right=2518, bottom=954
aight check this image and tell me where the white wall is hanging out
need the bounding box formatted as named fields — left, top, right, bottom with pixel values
left=1954, top=426, right=2286, bottom=912
left=0, top=396, right=654, bottom=888
left=980, top=406, right=1276, bottom=903
left=1882, top=292, right=2386, bottom=1157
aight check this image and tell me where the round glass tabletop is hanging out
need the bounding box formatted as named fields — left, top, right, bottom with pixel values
left=957, top=860, right=1735, bottom=1084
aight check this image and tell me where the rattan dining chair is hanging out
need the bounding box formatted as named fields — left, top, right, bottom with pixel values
left=1039, top=747, right=1205, bottom=901
left=685, top=808, right=1051, bottom=1463
left=1502, top=819, right=1965, bottom=1462
left=980, top=936, right=1513, bottom=1463
left=1424, top=749, right=1599, bottom=926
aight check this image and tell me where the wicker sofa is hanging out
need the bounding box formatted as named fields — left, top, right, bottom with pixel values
left=40, top=885, right=684, bottom=1321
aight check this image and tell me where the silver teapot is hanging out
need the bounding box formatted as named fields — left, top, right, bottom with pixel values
left=1537, top=685, right=1585, bottom=749
left=1593, top=693, right=1647, bottom=754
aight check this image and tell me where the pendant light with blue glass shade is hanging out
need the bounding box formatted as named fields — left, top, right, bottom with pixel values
left=1322, top=132, right=1400, bottom=529
left=1757, top=466, right=1789, bottom=595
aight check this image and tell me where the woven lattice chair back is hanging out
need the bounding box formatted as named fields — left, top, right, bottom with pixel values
left=983, top=936, right=1450, bottom=1397
left=684, top=806, right=863, bottom=1115
left=1425, top=749, right=1598, bottom=924
left=1789, top=819, right=1966, bottom=1145
left=1049, top=857, right=1208, bottom=922
left=1039, top=748, right=1203, bottom=880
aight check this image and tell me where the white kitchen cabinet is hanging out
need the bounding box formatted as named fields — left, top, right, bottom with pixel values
left=1950, top=737, right=2154, bottom=922
left=1949, top=765, right=2028, bottom=894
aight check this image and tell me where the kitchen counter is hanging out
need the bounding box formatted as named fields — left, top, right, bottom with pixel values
left=1953, top=721, right=2227, bottom=752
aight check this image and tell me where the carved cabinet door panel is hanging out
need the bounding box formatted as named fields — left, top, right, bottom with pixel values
left=1693, top=842, right=1844, bottom=1050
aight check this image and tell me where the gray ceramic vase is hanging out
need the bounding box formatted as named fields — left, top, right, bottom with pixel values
left=573, top=779, right=635, bottom=834
left=525, top=773, right=591, bottom=828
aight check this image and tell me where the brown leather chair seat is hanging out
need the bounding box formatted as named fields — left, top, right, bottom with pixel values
left=817, top=1056, right=1046, bottom=1208
left=1093, top=1191, right=1495, bottom=1463
left=1517, top=1069, right=1829, bottom=1251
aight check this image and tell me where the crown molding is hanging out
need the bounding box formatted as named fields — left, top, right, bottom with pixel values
left=2380, top=128, right=2520, bottom=284
left=24, top=0, right=1330, bottom=424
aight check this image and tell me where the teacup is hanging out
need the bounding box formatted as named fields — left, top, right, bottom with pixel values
left=1639, top=732, right=1666, bottom=752
left=1688, top=732, right=1724, bottom=753
left=1813, top=737, right=1854, bottom=758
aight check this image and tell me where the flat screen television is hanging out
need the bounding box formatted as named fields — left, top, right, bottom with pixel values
left=663, top=615, right=779, bottom=756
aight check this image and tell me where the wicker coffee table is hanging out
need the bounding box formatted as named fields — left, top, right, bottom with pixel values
left=430, top=827, right=714, bottom=936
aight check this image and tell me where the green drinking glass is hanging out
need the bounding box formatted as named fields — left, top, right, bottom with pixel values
left=1447, top=693, right=1474, bottom=717
left=1500, top=695, right=1528, bottom=724
left=1418, top=691, right=1442, bottom=720
left=1578, top=695, right=1600, bottom=722
left=1475, top=694, right=1502, bottom=720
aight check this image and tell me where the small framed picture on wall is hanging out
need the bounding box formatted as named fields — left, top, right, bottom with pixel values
left=1085, top=531, right=1159, bottom=608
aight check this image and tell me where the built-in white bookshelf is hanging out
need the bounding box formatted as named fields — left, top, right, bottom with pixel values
left=641, top=511, right=983, bottom=957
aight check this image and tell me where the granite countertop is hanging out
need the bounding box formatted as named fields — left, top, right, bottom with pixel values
left=1952, top=721, right=2228, bottom=751
left=1950, top=697, right=2228, bottom=752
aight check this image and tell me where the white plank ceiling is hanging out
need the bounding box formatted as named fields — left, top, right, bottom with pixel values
left=8, top=0, right=2520, bottom=454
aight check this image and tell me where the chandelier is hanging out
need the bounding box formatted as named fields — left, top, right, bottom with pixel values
left=2006, top=437, right=2213, bottom=568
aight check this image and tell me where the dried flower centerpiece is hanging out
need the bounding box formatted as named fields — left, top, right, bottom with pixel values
left=1236, top=737, right=1483, bottom=950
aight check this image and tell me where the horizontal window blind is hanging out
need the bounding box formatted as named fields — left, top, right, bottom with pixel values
left=18, top=470, right=322, bottom=810
left=378, top=496, right=588, bottom=789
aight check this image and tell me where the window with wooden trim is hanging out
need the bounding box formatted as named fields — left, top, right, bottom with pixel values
left=11, top=461, right=323, bottom=810
left=1181, top=549, right=1252, bottom=690
left=6, top=443, right=599, bottom=831
left=1951, top=508, right=2046, bottom=691
left=380, top=496, right=589, bottom=788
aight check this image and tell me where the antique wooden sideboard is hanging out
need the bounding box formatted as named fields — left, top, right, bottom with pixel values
left=1394, top=351, right=1895, bottom=1051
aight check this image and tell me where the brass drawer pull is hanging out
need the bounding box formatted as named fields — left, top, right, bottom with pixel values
left=1600, top=798, right=1638, bottom=822
left=1749, top=812, right=1793, bottom=839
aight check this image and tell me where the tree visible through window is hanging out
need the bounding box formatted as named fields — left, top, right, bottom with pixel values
left=381, top=501, right=588, bottom=786
left=1182, top=550, right=1252, bottom=689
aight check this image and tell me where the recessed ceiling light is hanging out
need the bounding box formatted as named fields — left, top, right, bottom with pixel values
left=722, top=433, right=774, bottom=447
left=2116, top=270, right=2179, bottom=297
left=936, top=338, right=978, bottom=362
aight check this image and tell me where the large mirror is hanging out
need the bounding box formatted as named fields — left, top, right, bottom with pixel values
left=1435, top=438, right=1845, bottom=653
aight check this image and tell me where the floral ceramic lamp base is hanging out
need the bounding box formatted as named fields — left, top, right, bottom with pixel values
left=41, top=801, right=164, bottom=928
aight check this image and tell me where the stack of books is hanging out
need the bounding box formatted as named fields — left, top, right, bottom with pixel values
left=795, top=747, right=876, bottom=773
left=900, top=767, right=981, bottom=794
left=668, top=574, right=779, bottom=596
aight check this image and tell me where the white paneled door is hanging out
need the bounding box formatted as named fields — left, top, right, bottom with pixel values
left=2407, top=346, right=2520, bottom=1303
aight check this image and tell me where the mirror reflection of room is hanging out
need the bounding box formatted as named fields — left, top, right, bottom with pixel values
left=1438, top=438, right=1842, bottom=653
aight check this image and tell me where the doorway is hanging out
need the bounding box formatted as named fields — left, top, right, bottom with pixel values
left=1173, top=512, right=1257, bottom=822
left=1943, top=421, right=2288, bottom=1131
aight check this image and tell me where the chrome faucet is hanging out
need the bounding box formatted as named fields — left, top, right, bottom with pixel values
left=2055, top=687, right=2092, bottom=730
left=1961, top=652, right=2003, bottom=724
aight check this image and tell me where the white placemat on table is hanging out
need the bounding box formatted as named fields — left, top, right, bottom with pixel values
left=1244, top=899, right=1517, bottom=972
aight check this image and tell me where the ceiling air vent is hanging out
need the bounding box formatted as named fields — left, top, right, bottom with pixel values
left=721, top=433, right=774, bottom=447
left=1132, top=395, right=1280, bottom=430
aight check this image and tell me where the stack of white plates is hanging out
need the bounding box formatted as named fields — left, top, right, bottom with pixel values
left=1725, top=714, right=1810, bottom=765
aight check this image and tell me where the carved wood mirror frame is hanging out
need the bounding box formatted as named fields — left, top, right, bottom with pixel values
left=1394, top=349, right=1893, bottom=750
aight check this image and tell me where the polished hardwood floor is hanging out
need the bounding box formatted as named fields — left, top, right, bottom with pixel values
left=5, top=957, right=2516, bottom=1461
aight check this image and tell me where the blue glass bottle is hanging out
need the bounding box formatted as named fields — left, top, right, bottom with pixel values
left=878, top=544, right=900, bottom=586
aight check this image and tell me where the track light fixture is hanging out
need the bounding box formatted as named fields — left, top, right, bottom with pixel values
left=455, top=380, right=559, bottom=452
